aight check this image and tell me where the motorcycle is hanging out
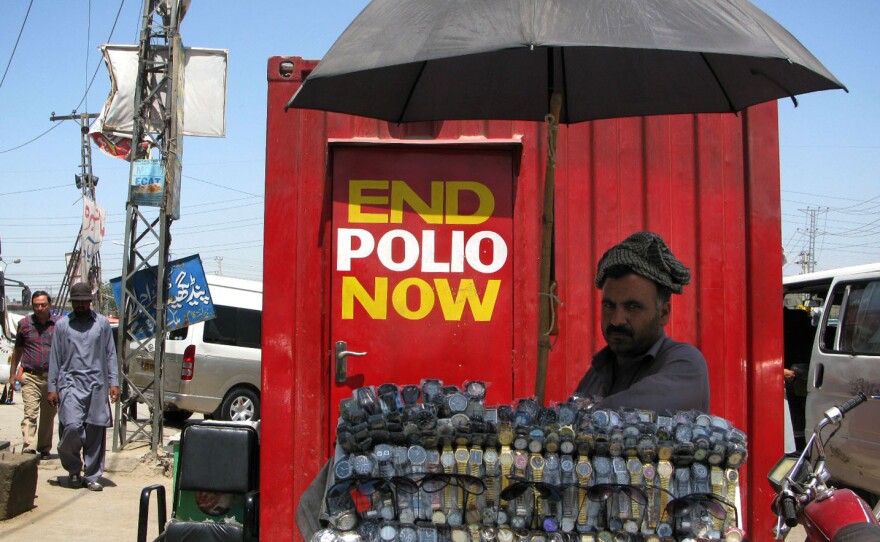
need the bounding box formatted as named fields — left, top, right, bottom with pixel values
left=769, top=393, right=880, bottom=541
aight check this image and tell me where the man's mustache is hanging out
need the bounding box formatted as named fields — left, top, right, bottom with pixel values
left=605, top=324, right=633, bottom=337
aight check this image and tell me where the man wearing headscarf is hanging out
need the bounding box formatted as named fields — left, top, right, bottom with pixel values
left=572, top=232, right=710, bottom=413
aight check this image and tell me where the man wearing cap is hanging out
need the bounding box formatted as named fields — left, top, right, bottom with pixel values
left=48, top=282, right=120, bottom=491
left=572, top=232, right=710, bottom=413
left=9, top=290, right=59, bottom=458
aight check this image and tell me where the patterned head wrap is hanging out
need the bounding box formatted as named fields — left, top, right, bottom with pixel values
left=595, top=232, right=691, bottom=294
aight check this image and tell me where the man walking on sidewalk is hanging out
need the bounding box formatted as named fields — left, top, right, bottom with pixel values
left=8, top=290, right=59, bottom=458
left=48, top=282, right=119, bottom=491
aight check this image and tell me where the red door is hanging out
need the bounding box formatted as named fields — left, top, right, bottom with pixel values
left=330, top=146, right=516, bottom=429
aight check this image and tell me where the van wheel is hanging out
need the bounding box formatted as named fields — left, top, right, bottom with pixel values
left=220, top=388, right=260, bottom=422
left=163, top=409, right=193, bottom=424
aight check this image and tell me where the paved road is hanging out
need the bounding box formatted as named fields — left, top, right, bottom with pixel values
left=0, top=396, right=184, bottom=541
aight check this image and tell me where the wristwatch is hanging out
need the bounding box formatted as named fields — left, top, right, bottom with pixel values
left=725, top=468, right=740, bottom=507
left=441, top=444, right=457, bottom=513
left=637, top=434, right=657, bottom=464
left=691, top=463, right=710, bottom=494
left=726, top=440, right=748, bottom=469
left=528, top=427, right=545, bottom=454
left=454, top=445, right=470, bottom=512
left=560, top=426, right=576, bottom=456
left=356, top=386, right=382, bottom=416
left=512, top=450, right=528, bottom=479
left=418, top=526, right=439, bottom=542
left=515, top=398, right=539, bottom=428
left=379, top=383, right=402, bottom=413
left=642, top=463, right=659, bottom=530
left=468, top=447, right=484, bottom=514
left=536, top=407, right=557, bottom=428
left=560, top=455, right=575, bottom=531
left=400, top=526, right=418, bottom=542
left=544, top=427, right=561, bottom=454
left=374, top=443, right=396, bottom=477
left=353, top=453, right=375, bottom=477
left=626, top=458, right=643, bottom=519
left=544, top=452, right=561, bottom=485
left=421, top=377, right=443, bottom=399
left=484, top=448, right=500, bottom=513
left=710, top=466, right=726, bottom=532
left=657, top=460, right=673, bottom=513
left=499, top=445, right=514, bottom=497
left=575, top=455, right=593, bottom=528
left=674, top=465, right=691, bottom=498
left=380, top=523, right=399, bottom=542
left=612, top=457, right=631, bottom=519
left=335, top=457, right=353, bottom=480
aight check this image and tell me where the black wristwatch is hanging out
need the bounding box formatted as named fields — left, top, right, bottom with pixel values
left=514, top=398, right=539, bottom=428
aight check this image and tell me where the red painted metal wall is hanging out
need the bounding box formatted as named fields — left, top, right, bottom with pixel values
left=264, top=56, right=784, bottom=541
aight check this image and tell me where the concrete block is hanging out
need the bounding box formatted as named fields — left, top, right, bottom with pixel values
left=0, top=451, right=38, bottom=520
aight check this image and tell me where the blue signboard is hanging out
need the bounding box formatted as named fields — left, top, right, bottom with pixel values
left=110, top=254, right=215, bottom=339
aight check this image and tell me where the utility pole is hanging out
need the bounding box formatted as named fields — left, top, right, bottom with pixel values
left=49, top=112, right=104, bottom=313
left=113, top=0, right=185, bottom=454
left=796, top=206, right=826, bottom=274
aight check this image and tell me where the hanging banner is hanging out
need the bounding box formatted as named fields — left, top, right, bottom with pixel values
left=110, top=254, right=215, bottom=339
left=130, top=159, right=166, bottom=207
left=81, top=195, right=106, bottom=261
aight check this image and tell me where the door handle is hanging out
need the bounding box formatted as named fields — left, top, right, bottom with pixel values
left=335, top=341, right=367, bottom=384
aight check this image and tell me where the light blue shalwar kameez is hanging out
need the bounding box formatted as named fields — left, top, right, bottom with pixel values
left=48, top=310, right=118, bottom=483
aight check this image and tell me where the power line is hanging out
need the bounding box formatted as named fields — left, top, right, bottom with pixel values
left=0, top=0, right=34, bottom=92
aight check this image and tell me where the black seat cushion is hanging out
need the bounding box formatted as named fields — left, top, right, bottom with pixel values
left=164, top=519, right=244, bottom=542
left=178, top=424, right=257, bottom=494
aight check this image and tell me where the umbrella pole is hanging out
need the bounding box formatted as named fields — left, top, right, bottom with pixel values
left=535, top=92, right=563, bottom=405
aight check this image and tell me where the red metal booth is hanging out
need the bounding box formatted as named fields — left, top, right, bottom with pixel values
left=262, top=56, right=785, bottom=540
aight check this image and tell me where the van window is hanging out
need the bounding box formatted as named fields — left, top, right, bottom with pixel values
left=203, top=305, right=262, bottom=349
left=169, top=327, right=188, bottom=340
left=822, top=280, right=880, bottom=355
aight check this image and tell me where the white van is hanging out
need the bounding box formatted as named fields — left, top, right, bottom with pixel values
left=785, top=264, right=880, bottom=499
left=129, top=275, right=262, bottom=422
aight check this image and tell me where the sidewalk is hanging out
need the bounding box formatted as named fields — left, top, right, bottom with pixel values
left=0, top=397, right=185, bottom=541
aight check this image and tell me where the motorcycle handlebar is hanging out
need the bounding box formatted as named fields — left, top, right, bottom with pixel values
left=781, top=495, right=799, bottom=528
left=838, top=393, right=867, bottom=415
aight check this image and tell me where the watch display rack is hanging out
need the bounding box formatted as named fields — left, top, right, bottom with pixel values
left=316, top=380, right=748, bottom=542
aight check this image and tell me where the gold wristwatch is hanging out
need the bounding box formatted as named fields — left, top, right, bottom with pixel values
left=657, top=460, right=674, bottom=515
left=529, top=454, right=546, bottom=515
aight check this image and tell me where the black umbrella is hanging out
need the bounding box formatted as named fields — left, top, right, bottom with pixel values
left=289, top=0, right=846, bottom=403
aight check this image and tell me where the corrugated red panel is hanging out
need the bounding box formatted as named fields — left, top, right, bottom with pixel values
left=263, top=56, right=784, bottom=540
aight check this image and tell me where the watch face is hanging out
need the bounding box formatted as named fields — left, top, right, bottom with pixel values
left=643, top=464, right=656, bottom=479
left=413, top=409, right=437, bottom=431
left=626, top=458, right=642, bottom=474
left=727, top=470, right=739, bottom=483
left=408, top=445, right=427, bottom=465
left=560, top=440, right=575, bottom=455
left=401, top=385, right=421, bottom=405
left=513, top=453, right=528, bottom=470
left=497, top=528, right=514, bottom=542
left=353, top=454, right=373, bottom=475
left=455, top=448, right=469, bottom=463
left=560, top=458, right=574, bottom=472
left=675, top=424, right=693, bottom=442
left=695, top=414, right=713, bottom=427
left=470, top=450, right=484, bottom=464
left=593, top=457, right=612, bottom=476
left=692, top=463, right=708, bottom=478
left=484, top=449, right=498, bottom=463
left=464, top=380, right=487, bottom=400
left=499, top=452, right=514, bottom=467
left=441, top=452, right=456, bottom=468
left=657, top=462, right=673, bottom=477
left=591, top=410, right=609, bottom=428
left=374, top=444, right=393, bottom=463
left=450, top=413, right=471, bottom=429
left=334, top=459, right=353, bottom=480
left=575, top=461, right=592, bottom=477
left=529, top=455, right=545, bottom=470
left=448, top=393, right=469, bottom=413
left=380, top=524, right=399, bottom=542
left=400, top=527, right=418, bottom=542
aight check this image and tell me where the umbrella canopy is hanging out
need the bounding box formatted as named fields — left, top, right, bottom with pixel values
left=289, top=0, right=845, bottom=123
left=288, top=0, right=845, bottom=403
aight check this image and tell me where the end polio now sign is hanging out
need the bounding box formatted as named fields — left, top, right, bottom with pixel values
left=111, top=254, right=215, bottom=340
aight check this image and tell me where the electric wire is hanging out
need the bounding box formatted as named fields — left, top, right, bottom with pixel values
left=0, top=0, right=127, bottom=154
left=0, top=0, right=34, bottom=92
